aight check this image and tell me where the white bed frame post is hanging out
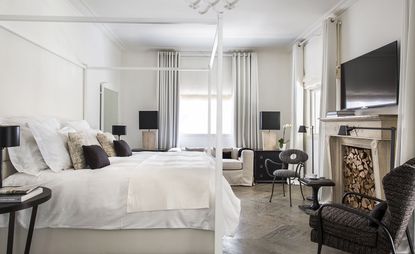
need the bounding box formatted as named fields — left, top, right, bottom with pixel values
left=214, top=13, right=224, bottom=254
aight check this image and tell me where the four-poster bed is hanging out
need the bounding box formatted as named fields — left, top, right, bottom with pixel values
left=0, top=11, right=232, bottom=254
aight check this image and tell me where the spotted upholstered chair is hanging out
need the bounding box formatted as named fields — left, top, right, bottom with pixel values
left=309, top=158, right=415, bottom=254
left=265, top=149, right=308, bottom=206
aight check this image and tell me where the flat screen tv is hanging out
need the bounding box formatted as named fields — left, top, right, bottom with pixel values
left=341, top=41, right=399, bottom=110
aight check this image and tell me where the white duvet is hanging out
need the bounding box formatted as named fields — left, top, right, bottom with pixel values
left=0, top=152, right=241, bottom=235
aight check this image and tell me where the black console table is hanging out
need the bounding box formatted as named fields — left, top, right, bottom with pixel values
left=254, top=149, right=286, bottom=183
left=0, top=187, right=51, bottom=254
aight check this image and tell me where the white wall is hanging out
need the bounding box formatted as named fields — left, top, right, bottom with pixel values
left=120, top=48, right=293, bottom=149
left=119, top=49, right=158, bottom=148
left=338, top=0, right=404, bottom=114
left=0, top=0, right=122, bottom=127
left=257, top=47, right=292, bottom=145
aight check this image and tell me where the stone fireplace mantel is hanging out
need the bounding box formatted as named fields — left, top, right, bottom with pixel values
left=320, top=114, right=397, bottom=203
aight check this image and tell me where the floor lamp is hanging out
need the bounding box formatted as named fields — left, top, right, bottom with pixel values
left=338, top=125, right=396, bottom=170
left=298, top=125, right=315, bottom=175
left=0, top=126, right=20, bottom=188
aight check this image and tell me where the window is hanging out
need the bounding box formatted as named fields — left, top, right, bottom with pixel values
left=178, top=56, right=234, bottom=147
left=179, top=95, right=233, bottom=135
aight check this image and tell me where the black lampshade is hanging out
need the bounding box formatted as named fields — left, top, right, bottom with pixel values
left=139, top=111, right=158, bottom=130
left=260, top=111, right=280, bottom=130
left=338, top=125, right=351, bottom=136
left=112, top=125, right=126, bottom=136
left=298, top=125, right=307, bottom=133
left=0, top=125, right=20, bottom=148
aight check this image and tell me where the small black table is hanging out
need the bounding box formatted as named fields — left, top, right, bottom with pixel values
left=298, top=178, right=335, bottom=211
left=0, top=187, right=51, bottom=254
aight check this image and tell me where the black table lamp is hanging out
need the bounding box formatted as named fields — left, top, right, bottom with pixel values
left=0, top=126, right=20, bottom=188
left=112, top=125, right=126, bottom=140
left=260, top=111, right=281, bottom=130
left=298, top=125, right=315, bottom=174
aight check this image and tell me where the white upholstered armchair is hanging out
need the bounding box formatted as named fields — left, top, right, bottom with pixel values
left=222, top=148, right=254, bottom=186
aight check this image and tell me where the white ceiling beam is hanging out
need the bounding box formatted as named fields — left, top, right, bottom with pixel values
left=87, top=66, right=209, bottom=72
left=0, top=15, right=216, bottom=25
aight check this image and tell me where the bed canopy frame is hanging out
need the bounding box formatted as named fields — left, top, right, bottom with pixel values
left=0, top=12, right=226, bottom=254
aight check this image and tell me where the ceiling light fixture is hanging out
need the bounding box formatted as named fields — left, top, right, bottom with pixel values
left=185, top=0, right=239, bottom=14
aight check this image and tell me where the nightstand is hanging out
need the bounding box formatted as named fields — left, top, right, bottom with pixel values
left=254, top=149, right=286, bottom=183
left=0, top=187, right=51, bottom=254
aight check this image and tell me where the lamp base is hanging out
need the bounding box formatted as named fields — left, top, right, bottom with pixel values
left=262, top=131, right=278, bottom=150
left=142, top=131, right=157, bottom=150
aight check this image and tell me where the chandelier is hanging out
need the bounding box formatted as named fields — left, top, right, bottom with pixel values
left=185, top=0, right=239, bottom=14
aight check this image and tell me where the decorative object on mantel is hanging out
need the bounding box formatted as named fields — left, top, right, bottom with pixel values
left=326, top=110, right=355, bottom=117
left=112, top=125, right=126, bottom=141
left=0, top=125, right=20, bottom=188
left=260, top=111, right=280, bottom=150
left=278, top=124, right=291, bottom=150
left=139, top=111, right=158, bottom=150
left=338, top=125, right=396, bottom=170
left=298, top=125, right=315, bottom=174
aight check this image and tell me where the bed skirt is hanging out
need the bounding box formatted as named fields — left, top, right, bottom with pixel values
left=0, top=226, right=214, bottom=254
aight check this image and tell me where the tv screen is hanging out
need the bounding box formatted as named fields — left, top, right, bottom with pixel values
left=341, top=41, right=399, bottom=110
left=139, top=111, right=158, bottom=130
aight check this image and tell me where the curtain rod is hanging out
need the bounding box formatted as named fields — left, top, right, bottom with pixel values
left=87, top=66, right=210, bottom=72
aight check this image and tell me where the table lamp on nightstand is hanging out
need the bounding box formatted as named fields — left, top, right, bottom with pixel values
left=112, top=125, right=126, bottom=141
left=0, top=126, right=20, bottom=188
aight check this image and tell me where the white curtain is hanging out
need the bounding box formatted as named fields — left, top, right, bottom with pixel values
left=158, top=51, right=180, bottom=149
left=397, top=0, right=415, bottom=251
left=318, top=18, right=338, bottom=202
left=290, top=43, right=304, bottom=151
left=233, top=52, right=259, bottom=149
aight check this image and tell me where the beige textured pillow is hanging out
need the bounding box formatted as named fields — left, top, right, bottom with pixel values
left=97, top=132, right=116, bottom=157
left=68, top=132, right=88, bottom=169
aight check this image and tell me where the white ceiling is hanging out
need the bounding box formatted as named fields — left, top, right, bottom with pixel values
left=80, top=0, right=342, bottom=50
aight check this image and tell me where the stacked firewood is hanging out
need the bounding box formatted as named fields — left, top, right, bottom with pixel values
left=343, top=146, right=376, bottom=211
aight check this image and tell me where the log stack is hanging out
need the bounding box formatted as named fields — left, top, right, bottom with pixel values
left=343, top=146, right=376, bottom=211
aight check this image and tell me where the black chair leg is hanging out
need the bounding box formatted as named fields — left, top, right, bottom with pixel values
left=282, top=182, right=286, bottom=197
left=288, top=178, right=292, bottom=207
left=407, top=227, right=414, bottom=254
left=317, top=243, right=322, bottom=254
left=299, top=180, right=305, bottom=201
left=269, top=176, right=277, bottom=203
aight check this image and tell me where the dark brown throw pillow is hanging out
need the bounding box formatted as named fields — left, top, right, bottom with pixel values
left=223, top=151, right=232, bottom=159
left=82, top=145, right=110, bottom=169
left=368, top=202, right=388, bottom=227
left=114, top=140, right=132, bottom=157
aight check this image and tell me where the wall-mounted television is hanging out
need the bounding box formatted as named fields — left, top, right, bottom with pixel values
left=341, top=41, right=399, bottom=110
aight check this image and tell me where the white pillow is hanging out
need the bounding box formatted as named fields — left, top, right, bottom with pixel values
left=6, top=125, right=48, bottom=175
left=28, top=119, right=73, bottom=172
left=63, top=120, right=101, bottom=146
left=64, top=120, right=91, bottom=131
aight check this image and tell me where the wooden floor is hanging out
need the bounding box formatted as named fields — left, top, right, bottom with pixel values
left=223, top=184, right=347, bottom=254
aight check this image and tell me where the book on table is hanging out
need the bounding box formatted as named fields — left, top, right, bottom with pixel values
left=0, top=186, right=43, bottom=203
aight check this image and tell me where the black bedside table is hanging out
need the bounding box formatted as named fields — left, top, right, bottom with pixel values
left=254, top=149, right=286, bottom=183
left=0, top=187, right=52, bottom=254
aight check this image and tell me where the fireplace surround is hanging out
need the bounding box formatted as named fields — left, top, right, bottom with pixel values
left=320, top=115, right=398, bottom=203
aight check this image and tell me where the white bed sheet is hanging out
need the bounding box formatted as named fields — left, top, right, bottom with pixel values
left=0, top=152, right=241, bottom=235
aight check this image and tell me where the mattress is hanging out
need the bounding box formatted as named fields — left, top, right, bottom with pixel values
left=0, top=152, right=241, bottom=235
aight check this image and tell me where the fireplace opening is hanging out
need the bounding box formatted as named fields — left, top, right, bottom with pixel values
left=343, top=146, right=376, bottom=211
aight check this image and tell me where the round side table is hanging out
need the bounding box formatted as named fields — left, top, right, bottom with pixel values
left=0, top=187, right=51, bottom=254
